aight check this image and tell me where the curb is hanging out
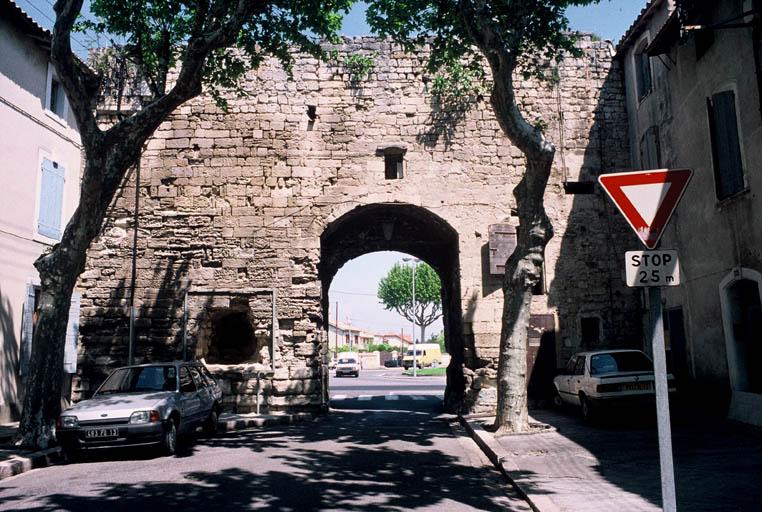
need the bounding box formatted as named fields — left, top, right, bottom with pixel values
left=217, top=412, right=316, bottom=432
left=0, top=413, right=313, bottom=481
left=460, top=417, right=561, bottom=512
left=0, top=447, right=62, bottom=481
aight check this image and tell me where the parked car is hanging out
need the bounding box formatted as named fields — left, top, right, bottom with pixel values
left=383, top=358, right=402, bottom=368
left=553, top=350, right=676, bottom=420
left=335, top=354, right=360, bottom=377
left=56, top=361, right=223, bottom=458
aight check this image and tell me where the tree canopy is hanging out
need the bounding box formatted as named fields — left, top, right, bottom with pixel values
left=377, top=262, right=442, bottom=343
left=366, top=0, right=598, bottom=432
left=19, top=0, right=353, bottom=449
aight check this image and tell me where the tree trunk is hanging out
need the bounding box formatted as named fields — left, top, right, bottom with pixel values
left=493, top=156, right=554, bottom=434
left=479, top=48, right=556, bottom=435
left=17, top=156, right=129, bottom=448
left=420, top=324, right=426, bottom=345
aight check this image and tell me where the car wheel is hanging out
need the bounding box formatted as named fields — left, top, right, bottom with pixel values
left=552, top=389, right=564, bottom=408
left=163, top=419, right=178, bottom=455
left=203, top=406, right=219, bottom=435
left=580, top=394, right=594, bottom=422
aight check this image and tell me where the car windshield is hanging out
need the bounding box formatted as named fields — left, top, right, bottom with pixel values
left=96, top=366, right=177, bottom=394
left=590, top=352, right=653, bottom=375
left=338, top=358, right=356, bottom=364
left=406, top=350, right=422, bottom=356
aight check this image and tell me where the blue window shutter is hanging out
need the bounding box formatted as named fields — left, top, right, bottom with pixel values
left=19, top=285, right=36, bottom=377
left=38, top=158, right=65, bottom=239
left=64, top=293, right=80, bottom=374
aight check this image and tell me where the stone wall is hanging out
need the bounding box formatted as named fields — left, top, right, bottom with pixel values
left=75, top=36, right=641, bottom=414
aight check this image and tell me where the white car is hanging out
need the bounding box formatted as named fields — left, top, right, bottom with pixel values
left=553, top=349, right=676, bottom=420
left=335, top=355, right=360, bottom=377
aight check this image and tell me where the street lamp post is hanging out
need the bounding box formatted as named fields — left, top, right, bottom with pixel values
left=402, top=257, right=419, bottom=377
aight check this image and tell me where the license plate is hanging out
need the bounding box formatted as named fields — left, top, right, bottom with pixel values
left=623, top=382, right=652, bottom=391
left=85, top=427, right=118, bottom=438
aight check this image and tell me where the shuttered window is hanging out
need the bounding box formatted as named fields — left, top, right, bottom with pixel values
left=639, top=126, right=661, bottom=170
left=19, top=286, right=79, bottom=376
left=37, top=158, right=65, bottom=239
left=635, top=45, right=652, bottom=101
left=707, top=91, right=745, bottom=199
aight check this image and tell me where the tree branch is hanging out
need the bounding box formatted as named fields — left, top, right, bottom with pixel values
left=52, top=0, right=101, bottom=141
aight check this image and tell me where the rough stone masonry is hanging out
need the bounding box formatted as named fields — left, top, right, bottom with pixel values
left=75, top=36, right=642, bottom=415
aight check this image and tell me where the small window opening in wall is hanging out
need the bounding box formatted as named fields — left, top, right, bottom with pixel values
left=376, top=144, right=407, bottom=180
left=306, top=105, right=317, bottom=131
left=563, top=181, right=595, bottom=194
left=46, top=65, right=66, bottom=119
left=532, top=260, right=546, bottom=295
left=635, top=42, right=652, bottom=101
left=581, top=317, right=600, bottom=345
left=385, top=153, right=404, bottom=179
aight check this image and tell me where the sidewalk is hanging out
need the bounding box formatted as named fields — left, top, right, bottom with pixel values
left=0, top=412, right=315, bottom=481
left=464, top=408, right=762, bottom=512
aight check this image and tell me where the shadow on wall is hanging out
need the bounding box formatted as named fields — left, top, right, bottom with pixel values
left=0, top=287, right=20, bottom=420
left=78, top=258, right=192, bottom=399
left=547, top=53, right=643, bottom=370
left=417, top=94, right=483, bottom=150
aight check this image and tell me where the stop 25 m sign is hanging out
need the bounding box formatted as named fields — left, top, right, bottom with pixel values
left=625, top=250, right=680, bottom=287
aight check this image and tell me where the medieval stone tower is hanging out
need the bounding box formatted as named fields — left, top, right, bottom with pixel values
left=76, top=36, right=641, bottom=414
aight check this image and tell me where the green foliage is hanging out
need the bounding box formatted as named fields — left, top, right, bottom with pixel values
left=366, top=343, right=396, bottom=353
left=80, top=0, right=354, bottom=107
left=431, top=60, right=486, bottom=109
left=377, top=262, right=442, bottom=316
left=337, top=345, right=352, bottom=353
left=328, top=50, right=377, bottom=86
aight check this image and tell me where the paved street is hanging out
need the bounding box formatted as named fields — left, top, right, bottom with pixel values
left=0, top=369, right=530, bottom=511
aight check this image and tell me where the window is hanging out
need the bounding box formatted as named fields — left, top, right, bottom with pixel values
left=45, top=63, right=67, bottom=119
left=639, top=126, right=661, bottom=169
left=634, top=43, right=652, bottom=101
left=377, top=145, right=407, bottom=180
left=564, top=356, right=578, bottom=374
left=707, top=90, right=745, bottom=199
left=384, top=153, right=404, bottom=179
left=179, top=366, right=197, bottom=393
left=574, top=357, right=586, bottom=376
left=37, top=158, right=65, bottom=240
left=580, top=317, right=600, bottom=345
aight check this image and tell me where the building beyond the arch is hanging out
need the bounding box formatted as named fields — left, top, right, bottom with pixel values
left=74, top=37, right=642, bottom=414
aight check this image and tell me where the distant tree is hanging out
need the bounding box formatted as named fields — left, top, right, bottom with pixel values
left=428, top=332, right=446, bottom=354
left=367, top=0, right=598, bottom=433
left=19, top=0, right=352, bottom=450
left=377, top=262, right=442, bottom=343
left=366, top=343, right=395, bottom=353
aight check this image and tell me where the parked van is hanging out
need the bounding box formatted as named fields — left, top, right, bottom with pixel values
left=402, top=343, right=443, bottom=370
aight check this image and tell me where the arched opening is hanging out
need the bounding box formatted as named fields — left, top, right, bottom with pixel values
left=319, top=203, right=464, bottom=412
left=720, top=268, right=762, bottom=425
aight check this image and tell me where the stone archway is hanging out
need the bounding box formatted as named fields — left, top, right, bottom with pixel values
left=319, top=202, right=465, bottom=411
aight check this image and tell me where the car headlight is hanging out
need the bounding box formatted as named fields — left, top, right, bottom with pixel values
left=58, top=415, right=79, bottom=428
left=129, top=410, right=160, bottom=424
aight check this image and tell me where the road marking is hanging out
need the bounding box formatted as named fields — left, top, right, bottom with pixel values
left=385, top=394, right=399, bottom=401
left=358, top=395, right=372, bottom=401
left=331, top=394, right=347, bottom=400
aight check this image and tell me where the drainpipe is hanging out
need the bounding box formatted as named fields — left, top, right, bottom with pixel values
left=128, top=157, right=141, bottom=365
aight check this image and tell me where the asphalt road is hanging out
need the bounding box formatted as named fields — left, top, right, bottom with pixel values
left=0, top=369, right=530, bottom=511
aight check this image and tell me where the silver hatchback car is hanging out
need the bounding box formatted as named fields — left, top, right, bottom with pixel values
left=56, top=361, right=222, bottom=457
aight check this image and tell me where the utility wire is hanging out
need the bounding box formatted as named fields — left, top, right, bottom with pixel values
left=17, top=0, right=92, bottom=53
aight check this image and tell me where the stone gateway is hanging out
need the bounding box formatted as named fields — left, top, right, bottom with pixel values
left=75, top=37, right=641, bottom=415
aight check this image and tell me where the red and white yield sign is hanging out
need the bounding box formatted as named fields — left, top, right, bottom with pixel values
left=598, top=169, right=692, bottom=249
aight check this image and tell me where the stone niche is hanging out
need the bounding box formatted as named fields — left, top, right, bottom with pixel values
left=189, top=293, right=274, bottom=413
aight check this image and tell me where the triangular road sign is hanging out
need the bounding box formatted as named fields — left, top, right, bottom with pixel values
left=598, top=169, right=692, bottom=249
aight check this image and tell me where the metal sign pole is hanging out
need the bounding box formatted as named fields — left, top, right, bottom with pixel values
left=648, top=285, right=677, bottom=512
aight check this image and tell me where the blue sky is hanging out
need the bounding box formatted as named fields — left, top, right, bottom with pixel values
left=17, top=0, right=648, bottom=337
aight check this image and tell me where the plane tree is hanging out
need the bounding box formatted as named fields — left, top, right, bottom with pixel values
left=20, top=0, right=352, bottom=449
left=378, top=262, right=442, bottom=343
left=366, top=0, right=597, bottom=433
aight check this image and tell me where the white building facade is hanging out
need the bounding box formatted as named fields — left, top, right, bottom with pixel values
left=0, top=1, right=82, bottom=421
